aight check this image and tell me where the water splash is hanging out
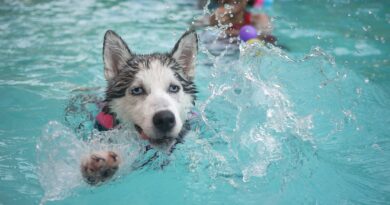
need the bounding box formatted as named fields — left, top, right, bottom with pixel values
left=191, top=41, right=357, bottom=185
left=36, top=121, right=144, bottom=203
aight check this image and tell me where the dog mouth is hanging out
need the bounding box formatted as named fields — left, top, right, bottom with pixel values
left=134, top=124, right=150, bottom=140
left=134, top=124, right=174, bottom=145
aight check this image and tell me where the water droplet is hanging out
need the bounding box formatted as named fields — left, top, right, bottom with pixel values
left=380, top=36, right=385, bottom=44
left=356, top=87, right=362, bottom=95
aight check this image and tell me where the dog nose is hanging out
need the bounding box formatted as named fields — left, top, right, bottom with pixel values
left=153, top=110, right=176, bottom=133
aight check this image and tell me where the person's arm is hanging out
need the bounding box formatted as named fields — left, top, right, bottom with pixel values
left=251, top=13, right=273, bottom=35
left=210, top=0, right=247, bottom=26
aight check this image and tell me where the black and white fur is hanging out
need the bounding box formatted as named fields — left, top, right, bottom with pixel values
left=81, top=30, right=198, bottom=185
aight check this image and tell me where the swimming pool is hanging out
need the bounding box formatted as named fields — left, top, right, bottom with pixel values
left=0, top=0, right=389, bottom=204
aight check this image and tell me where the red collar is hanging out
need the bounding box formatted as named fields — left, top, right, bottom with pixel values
left=95, top=111, right=115, bottom=129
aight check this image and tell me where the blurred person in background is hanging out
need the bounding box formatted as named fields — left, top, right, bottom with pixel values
left=194, top=0, right=276, bottom=44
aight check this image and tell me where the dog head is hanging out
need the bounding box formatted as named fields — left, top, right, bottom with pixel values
left=102, top=30, right=197, bottom=149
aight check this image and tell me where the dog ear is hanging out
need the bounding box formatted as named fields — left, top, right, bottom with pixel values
left=171, top=30, right=198, bottom=80
left=103, top=30, right=132, bottom=81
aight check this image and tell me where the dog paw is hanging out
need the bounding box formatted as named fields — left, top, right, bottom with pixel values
left=81, top=151, right=120, bottom=185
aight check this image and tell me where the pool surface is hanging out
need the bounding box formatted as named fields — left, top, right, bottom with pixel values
left=0, top=0, right=389, bottom=204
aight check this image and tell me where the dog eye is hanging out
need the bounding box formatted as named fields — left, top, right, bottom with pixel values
left=130, top=87, right=144, bottom=96
left=168, top=84, right=180, bottom=93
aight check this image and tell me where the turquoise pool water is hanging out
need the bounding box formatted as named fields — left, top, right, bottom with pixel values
left=1, top=0, right=389, bottom=204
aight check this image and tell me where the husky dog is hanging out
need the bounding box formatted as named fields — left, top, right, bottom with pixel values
left=81, top=29, right=198, bottom=185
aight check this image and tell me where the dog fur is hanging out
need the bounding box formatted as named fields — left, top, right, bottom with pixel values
left=81, top=29, right=198, bottom=185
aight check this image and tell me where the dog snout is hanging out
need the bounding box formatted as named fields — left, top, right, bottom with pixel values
left=153, top=110, right=176, bottom=133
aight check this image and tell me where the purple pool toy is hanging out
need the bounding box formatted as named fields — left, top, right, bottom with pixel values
left=239, top=25, right=257, bottom=42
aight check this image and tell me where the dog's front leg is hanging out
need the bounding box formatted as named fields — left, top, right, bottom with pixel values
left=80, top=151, right=120, bottom=185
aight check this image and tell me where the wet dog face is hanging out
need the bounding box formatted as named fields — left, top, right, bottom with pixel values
left=102, top=30, right=197, bottom=149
